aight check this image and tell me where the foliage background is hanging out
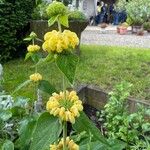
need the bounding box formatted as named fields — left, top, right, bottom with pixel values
left=0, top=0, right=35, bottom=63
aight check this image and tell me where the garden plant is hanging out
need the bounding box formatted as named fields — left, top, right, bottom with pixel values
left=1, top=1, right=150, bottom=150
left=126, top=0, right=150, bottom=26
left=0, top=1, right=125, bottom=150
left=97, top=82, right=150, bottom=150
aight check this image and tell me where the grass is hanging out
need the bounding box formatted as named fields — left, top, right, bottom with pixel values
left=2, top=45, right=150, bottom=101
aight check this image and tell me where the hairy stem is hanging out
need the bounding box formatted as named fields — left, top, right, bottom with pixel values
left=63, top=121, right=67, bottom=150
left=57, top=18, right=62, bottom=33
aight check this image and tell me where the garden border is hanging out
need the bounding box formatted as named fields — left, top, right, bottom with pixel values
left=77, top=84, right=150, bottom=113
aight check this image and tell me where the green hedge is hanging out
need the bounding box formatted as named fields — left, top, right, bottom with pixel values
left=0, top=0, right=35, bottom=63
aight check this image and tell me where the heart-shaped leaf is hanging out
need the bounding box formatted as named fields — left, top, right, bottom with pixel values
left=29, top=112, right=62, bottom=150
left=56, top=53, right=79, bottom=84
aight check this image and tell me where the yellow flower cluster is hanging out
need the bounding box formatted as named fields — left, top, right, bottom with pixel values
left=50, top=137, right=79, bottom=150
left=42, top=30, right=79, bottom=53
left=29, top=73, right=42, bottom=82
left=46, top=91, right=83, bottom=124
left=27, top=45, right=40, bottom=52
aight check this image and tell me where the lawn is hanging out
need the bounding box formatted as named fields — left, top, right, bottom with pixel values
left=3, top=45, right=150, bottom=100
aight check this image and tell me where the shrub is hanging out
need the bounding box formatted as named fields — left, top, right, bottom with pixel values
left=99, top=82, right=150, bottom=149
left=0, top=0, right=35, bottom=63
left=68, top=10, right=87, bottom=21
left=32, top=2, right=49, bottom=20
left=143, top=22, right=150, bottom=31
left=115, top=0, right=127, bottom=12
left=126, top=0, right=150, bottom=26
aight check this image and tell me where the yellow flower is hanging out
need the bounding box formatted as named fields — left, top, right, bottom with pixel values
left=27, top=45, right=40, bottom=52
left=63, top=30, right=79, bottom=49
left=29, top=73, right=42, bottom=82
left=44, top=30, right=58, bottom=41
left=46, top=91, right=83, bottom=124
left=42, top=30, right=79, bottom=54
left=50, top=137, right=79, bottom=150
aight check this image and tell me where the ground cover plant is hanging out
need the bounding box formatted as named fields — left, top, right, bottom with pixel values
left=3, top=45, right=150, bottom=100
left=97, top=82, right=150, bottom=149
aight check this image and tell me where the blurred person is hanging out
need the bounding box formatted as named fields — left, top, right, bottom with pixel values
left=95, top=1, right=102, bottom=25
left=100, top=2, right=107, bottom=23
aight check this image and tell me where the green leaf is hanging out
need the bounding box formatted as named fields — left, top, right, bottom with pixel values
left=0, top=110, right=12, bottom=121
left=2, top=140, right=14, bottom=150
left=36, top=38, right=44, bottom=42
left=56, top=53, right=79, bottom=84
left=15, top=117, right=37, bottom=150
left=80, top=141, right=106, bottom=150
left=13, top=97, right=29, bottom=108
left=73, top=112, right=108, bottom=145
left=25, top=52, right=33, bottom=61
left=31, top=53, right=42, bottom=63
left=80, top=139, right=125, bottom=150
left=33, top=53, right=54, bottom=67
left=107, top=139, right=126, bottom=150
left=12, top=80, right=31, bottom=95
left=24, top=37, right=32, bottom=41
left=38, top=80, right=57, bottom=95
left=48, top=15, right=58, bottom=27
left=29, top=112, right=62, bottom=150
left=30, top=32, right=37, bottom=39
left=11, top=106, right=26, bottom=117
left=59, top=15, right=69, bottom=27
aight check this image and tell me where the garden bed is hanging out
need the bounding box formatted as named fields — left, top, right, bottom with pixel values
left=79, top=84, right=150, bottom=149
left=77, top=84, right=150, bottom=113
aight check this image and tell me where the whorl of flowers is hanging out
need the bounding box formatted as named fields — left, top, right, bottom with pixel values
left=29, top=73, right=42, bottom=82
left=27, top=45, right=40, bottom=53
left=50, top=137, right=79, bottom=150
left=42, top=30, right=79, bottom=53
left=46, top=1, right=67, bottom=17
left=46, top=91, right=83, bottom=124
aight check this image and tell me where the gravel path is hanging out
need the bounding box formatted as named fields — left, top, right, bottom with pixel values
left=81, top=26, right=150, bottom=49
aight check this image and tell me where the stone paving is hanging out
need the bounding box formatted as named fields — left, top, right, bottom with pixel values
left=81, top=26, right=150, bottom=48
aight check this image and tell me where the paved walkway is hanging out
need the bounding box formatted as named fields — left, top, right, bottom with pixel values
left=81, top=26, right=150, bottom=48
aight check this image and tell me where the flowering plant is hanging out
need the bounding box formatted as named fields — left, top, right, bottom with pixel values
left=12, top=1, right=123, bottom=150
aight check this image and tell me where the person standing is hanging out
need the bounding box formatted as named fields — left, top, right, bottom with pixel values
left=95, top=1, right=102, bottom=25
left=100, top=2, right=107, bottom=23
left=109, top=3, right=115, bottom=24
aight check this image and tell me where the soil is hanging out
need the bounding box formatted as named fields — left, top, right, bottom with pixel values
left=83, top=103, right=106, bottom=135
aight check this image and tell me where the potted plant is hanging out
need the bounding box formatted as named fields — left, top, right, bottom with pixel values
left=117, top=22, right=129, bottom=35
left=137, top=29, right=144, bottom=36
left=143, top=22, right=150, bottom=33
left=125, top=0, right=150, bottom=34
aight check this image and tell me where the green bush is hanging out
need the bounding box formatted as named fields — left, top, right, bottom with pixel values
left=143, top=22, right=150, bottom=30
left=126, top=0, right=150, bottom=25
left=68, top=10, right=87, bottom=21
left=115, top=0, right=127, bottom=12
left=98, top=82, right=150, bottom=149
left=32, top=2, right=49, bottom=20
left=0, top=0, right=35, bottom=63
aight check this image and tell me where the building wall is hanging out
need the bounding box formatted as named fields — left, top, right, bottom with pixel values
left=79, top=0, right=96, bottom=18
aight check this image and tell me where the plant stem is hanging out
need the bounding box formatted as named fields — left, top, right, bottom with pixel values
left=63, top=75, right=66, bottom=98
left=57, top=18, right=62, bottom=33
left=63, top=121, right=67, bottom=150
left=32, top=39, right=35, bottom=45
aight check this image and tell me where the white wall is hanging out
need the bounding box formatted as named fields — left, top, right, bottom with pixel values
left=81, top=0, right=96, bottom=18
